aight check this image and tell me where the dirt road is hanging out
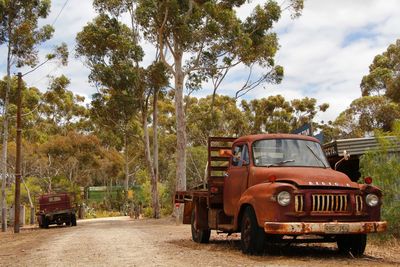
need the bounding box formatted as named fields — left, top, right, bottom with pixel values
left=0, top=217, right=399, bottom=266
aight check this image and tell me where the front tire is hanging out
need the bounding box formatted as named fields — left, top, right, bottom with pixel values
left=337, top=234, right=367, bottom=257
left=191, top=208, right=210, bottom=243
left=241, top=207, right=265, bottom=255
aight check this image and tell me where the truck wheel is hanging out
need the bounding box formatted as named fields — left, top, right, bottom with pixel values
left=337, top=234, right=367, bottom=257
left=191, top=209, right=210, bottom=243
left=241, top=207, right=265, bottom=255
left=43, top=216, right=49, bottom=229
left=38, top=216, right=44, bottom=228
left=71, top=214, right=77, bottom=226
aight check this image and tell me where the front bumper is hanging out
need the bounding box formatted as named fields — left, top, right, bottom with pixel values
left=264, top=221, right=387, bottom=235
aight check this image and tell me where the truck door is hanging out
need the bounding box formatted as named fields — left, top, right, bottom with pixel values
left=223, top=143, right=250, bottom=216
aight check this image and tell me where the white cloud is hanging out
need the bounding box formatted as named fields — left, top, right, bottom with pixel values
left=1, top=0, right=400, bottom=126
left=254, top=0, right=400, bottom=123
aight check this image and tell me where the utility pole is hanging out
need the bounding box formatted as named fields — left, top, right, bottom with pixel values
left=14, top=72, right=22, bottom=233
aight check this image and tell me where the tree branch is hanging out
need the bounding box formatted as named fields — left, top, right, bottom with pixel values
left=158, top=6, right=175, bottom=75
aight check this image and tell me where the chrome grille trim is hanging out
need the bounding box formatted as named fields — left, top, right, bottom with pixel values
left=295, top=195, right=304, bottom=212
left=312, top=194, right=348, bottom=212
left=355, top=195, right=363, bottom=212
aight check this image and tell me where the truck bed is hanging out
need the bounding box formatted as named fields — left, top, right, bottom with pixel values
left=175, top=137, right=236, bottom=206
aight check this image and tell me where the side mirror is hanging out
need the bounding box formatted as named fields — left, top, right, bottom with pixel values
left=343, top=150, right=350, bottom=160
left=335, top=150, right=351, bottom=170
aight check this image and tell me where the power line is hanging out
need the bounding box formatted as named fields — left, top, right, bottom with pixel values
left=29, top=65, right=59, bottom=88
left=51, top=0, right=70, bottom=27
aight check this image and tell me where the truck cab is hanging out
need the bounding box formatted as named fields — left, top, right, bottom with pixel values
left=175, top=134, right=387, bottom=255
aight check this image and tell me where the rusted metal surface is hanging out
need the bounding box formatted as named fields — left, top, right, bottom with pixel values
left=182, top=201, right=192, bottom=224
left=249, top=166, right=360, bottom=189
left=234, top=133, right=319, bottom=144
left=175, top=190, right=208, bottom=203
left=36, top=193, right=76, bottom=227
left=264, top=221, right=387, bottom=235
left=223, top=141, right=250, bottom=216
left=37, top=193, right=72, bottom=213
left=174, top=133, right=386, bottom=244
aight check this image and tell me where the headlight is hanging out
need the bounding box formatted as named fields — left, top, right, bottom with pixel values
left=277, top=191, right=291, bottom=206
left=366, top=194, right=379, bottom=207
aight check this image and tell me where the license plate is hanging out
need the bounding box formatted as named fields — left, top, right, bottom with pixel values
left=325, top=224, right=349, bottom=233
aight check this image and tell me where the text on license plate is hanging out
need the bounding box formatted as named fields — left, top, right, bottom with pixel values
left=324, top=224, right=349, bottom=233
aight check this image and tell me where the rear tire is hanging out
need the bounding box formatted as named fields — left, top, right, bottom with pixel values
left=38, top=215, right=44, bottom=228
left=240, top=206, right=265, bottom=255
left=191, top=208, right=210, bottom=243
left=337, top=234, right=367, bottom=257
left=71, top=213, right=77, bottom=226
left=43, top=216, right=49, bottom=229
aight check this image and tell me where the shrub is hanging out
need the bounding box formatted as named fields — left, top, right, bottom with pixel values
left=360, top=122, right=400, bottom=238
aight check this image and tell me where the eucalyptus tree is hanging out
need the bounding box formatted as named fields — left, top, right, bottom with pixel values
left=361, top=39, right=400, bottom=102
left=0, top=0, right=58, bottom=232
left=76, top=13, right=150, bottom=210
left=334, top=96, right=400, bottom=138
left=241, top=95, right=329, bottom=134
left=142, top=61, right=169, bottom=218
left=242, top=95, right=293, bottom=133
left=77, top=3, right=169, bottom=218
left=135, top=0, right=304, bottom=204
left=290, top=97, right=329, bottom=131
left=39, top=75, right=88, bottom=136
left=186, top=94, right=249, bottom=145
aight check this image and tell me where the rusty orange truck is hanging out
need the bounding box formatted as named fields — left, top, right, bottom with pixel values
left=175, top=134, right=387, bottom=255
left=36, top=193, right=77, bottom=228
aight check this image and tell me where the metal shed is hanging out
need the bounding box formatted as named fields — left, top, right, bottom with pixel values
left=323, top=136, right=400, bottom=181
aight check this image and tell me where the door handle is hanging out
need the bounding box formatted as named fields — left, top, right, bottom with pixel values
left=224, top=173, right=229, bottom=178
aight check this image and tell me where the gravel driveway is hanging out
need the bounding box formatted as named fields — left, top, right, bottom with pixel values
left=0, top=216, right=398, bottom=266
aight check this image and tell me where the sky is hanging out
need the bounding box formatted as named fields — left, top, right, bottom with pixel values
left=1, top=0, right=400, bottom=124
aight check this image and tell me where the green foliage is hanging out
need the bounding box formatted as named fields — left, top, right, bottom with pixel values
left=361, top=39, right=400, bottom=103
left=359, top=122, right=400, bottom=238
left=186, top=93, right=329, bottom=145
left=186, top=146, right=208, bottom=188
left=76, top=14, right=144, bottom=86
left=334, top=96, right=400, bottom=138
left=6, top=177, right=41, bottom=206
left=187, top=94, right=250, bottom=145
left=130, top=180, right=171, bottom=217
left=0, top=0, right=54, bottom=67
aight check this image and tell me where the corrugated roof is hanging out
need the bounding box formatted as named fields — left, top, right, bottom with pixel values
left=323, top=136, right=400, bottom=157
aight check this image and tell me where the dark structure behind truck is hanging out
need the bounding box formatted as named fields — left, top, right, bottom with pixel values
left=323, top=136, right=400, bottom=182
left=36, top=193, right=77, bottom=228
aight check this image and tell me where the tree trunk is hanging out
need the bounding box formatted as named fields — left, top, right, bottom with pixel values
left=152, top=88, right=160, bottom=219
left=123, top=132, right=129, bottom=194
left=142, top=104, right=158, bottom=217
left=174, top=51, right=187, bottom=223
left=1, top=43, right=12, bottom=232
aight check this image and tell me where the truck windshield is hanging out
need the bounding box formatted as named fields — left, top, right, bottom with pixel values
left=252, top=139, right=330, bottom=168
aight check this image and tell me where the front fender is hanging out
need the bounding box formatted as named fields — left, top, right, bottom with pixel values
left=236, top=182, right=297, bottom=228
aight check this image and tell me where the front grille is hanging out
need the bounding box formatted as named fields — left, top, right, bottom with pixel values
left=295, top=195, right=304, bottom=212
left=312, top=194, right=348, bottom=212
left=355, top=195, right=363, bottom=213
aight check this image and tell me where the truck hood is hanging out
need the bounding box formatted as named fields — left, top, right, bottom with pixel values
left=252, top=167, right=359, bottom=189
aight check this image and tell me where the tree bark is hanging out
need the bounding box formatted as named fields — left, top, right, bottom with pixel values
left=123, top=132, right=129, bottom=192
left=141, top=102, right=158, bottom=218
left=1, top=42, right=12, bottom=232
left=152, top=88, right=160, bottom=219
left=174, top=51, right=187, bottom=223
